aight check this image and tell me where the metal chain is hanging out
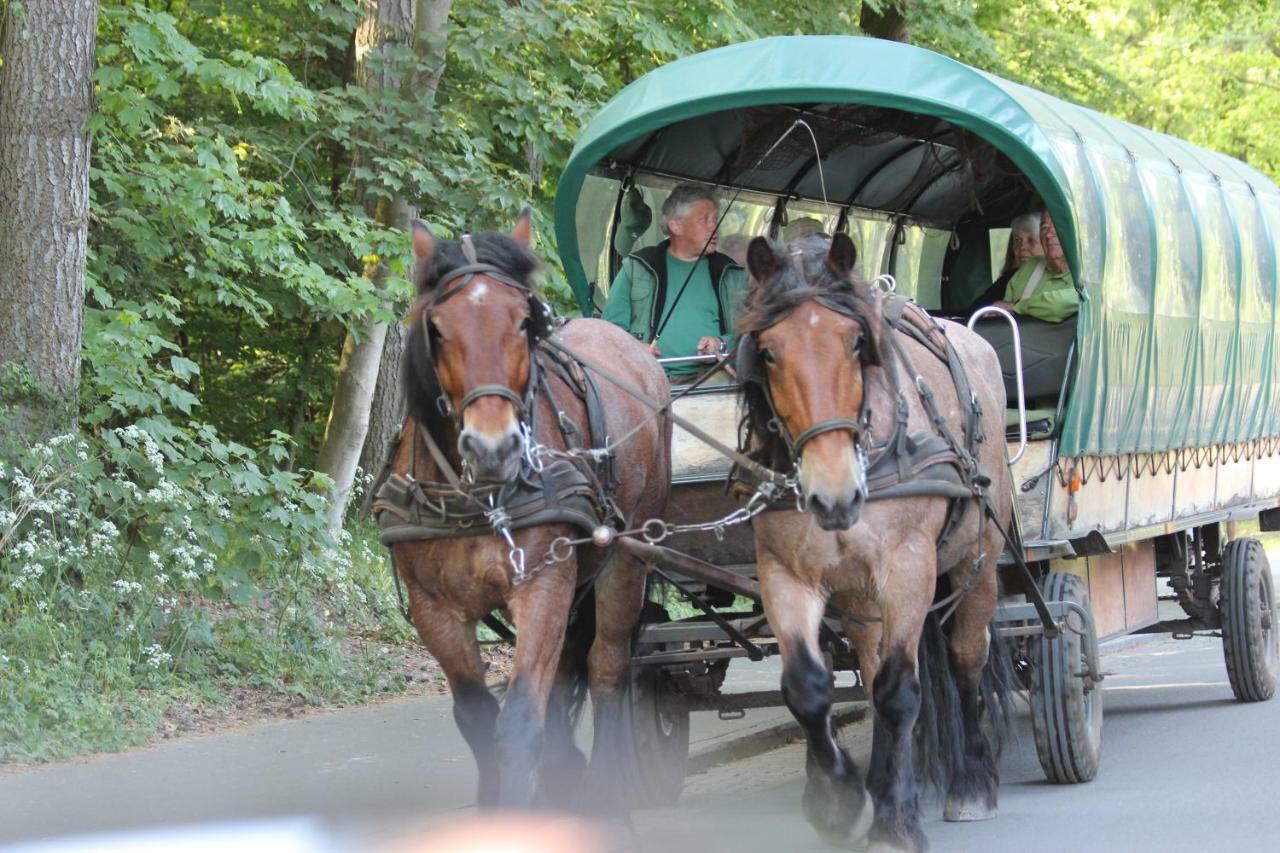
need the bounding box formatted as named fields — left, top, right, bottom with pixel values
left=507, top=478, right=798, bottom=586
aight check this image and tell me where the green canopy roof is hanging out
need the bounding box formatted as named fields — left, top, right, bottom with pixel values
left=554, top=36, right=1280, bottom=457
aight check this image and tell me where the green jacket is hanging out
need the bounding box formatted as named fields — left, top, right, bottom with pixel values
left=602, top=240, right=749, bottom=351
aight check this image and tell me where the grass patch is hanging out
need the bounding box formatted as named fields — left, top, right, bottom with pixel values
left=0, top=429, right=416, bottom=764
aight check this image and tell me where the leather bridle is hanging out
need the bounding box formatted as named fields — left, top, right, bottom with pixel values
left=418, top=234, right=557, bottom=426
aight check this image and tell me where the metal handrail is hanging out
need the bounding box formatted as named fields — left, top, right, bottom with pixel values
left=656, top=353, right=725, bottom=366
left=968, top=306, right=1027, bottom=464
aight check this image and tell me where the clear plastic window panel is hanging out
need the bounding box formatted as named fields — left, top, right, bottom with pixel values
left=1230, top=189, right=1275, bottom=322
left=1184, top=173, right=1240, bottom=322
left=1258, top=194, right=1280, bottom=309
left=1139, top=166, right=1200, bottom=318
left=1048, top=134, right=1105, bottom=289
left=1086, top=146, right=1153, bottom=314
left=576, top=175, right=621, bottom=311
left=892, top=224, right=948, bottom=310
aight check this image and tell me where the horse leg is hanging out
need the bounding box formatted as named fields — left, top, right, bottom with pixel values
left=496, top=566, right=577, bottom=809
left=943, top=565, right=1001, bottom=822
left=843, top=612, right=888, bottom=800
left=406, top=581, right=500, bottom=807
left=582, top=552, right=648, bottom=817
left=760, top=561, right=874, bottom=846
left=535, top=650, right=589, bottom=810
left=865, top=544, right=935, bottom=853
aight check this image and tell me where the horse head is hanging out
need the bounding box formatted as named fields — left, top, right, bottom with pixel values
left=738, top=233, right=882, bottom=530
left=405, top=210, right=553, bottom=484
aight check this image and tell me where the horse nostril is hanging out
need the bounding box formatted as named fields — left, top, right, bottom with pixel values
left=459, top=434, right=477, bottom=456
left=504, top=432, right=522, bottom=455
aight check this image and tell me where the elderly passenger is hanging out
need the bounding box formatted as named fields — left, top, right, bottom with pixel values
left=994, top=209, right=1077, bottom=323
left=603, top=183, right=748, bottom=377
left=970, top=212, right=1042, bottom=312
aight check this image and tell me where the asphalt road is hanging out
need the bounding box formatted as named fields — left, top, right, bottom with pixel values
left=3, top=545, right=1278, bottom=852
left=634, top=542, right=1280, bottom=853
left=634, top=634, right=1279, bottom=853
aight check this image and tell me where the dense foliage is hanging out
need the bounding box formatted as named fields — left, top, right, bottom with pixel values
left=1, top=0, right=1277, bottom=761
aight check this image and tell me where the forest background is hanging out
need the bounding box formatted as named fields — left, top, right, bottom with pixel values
left=0, top=0, right=1276, bottom=762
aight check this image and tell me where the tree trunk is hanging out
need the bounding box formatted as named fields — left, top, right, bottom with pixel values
left=358, top=318, right=405, bottom=479
left=0, top=0, right=98, bottom=437
left=358, top=0, right=453, bottom=482
left=860, top=1, right=910, bottom=43
left=315, top=0, right=454, bottom=530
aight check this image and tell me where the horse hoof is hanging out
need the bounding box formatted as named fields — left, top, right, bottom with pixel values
left=867, top=822, right=928, bottom=853
left=801, top=775, right=874, bottom=847
left=943, top=795, right=996, bottom=822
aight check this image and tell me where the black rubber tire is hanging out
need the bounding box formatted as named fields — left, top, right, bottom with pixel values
left=1029, top=571, right=1102, bottom=784
left=622, top=664, right=690, bottom=807
left=1220, top=537, right=1278, bottom=702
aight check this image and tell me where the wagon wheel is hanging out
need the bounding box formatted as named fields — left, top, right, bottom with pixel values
left=1030, top=571, right=1102, bottom=784
left=1220, top=537, right=1279, bottom=702
left=624, top=603, right=691, bottom=807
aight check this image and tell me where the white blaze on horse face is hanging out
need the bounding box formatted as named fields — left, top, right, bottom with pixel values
left=467, top=283, right=489, bottom=305
left=808, top=308, right=820, bottom=327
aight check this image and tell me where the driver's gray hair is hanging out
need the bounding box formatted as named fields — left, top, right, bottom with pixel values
left=1011, top=212, right=1041, bottom=236
left=661, top=183, right=719, bottom=235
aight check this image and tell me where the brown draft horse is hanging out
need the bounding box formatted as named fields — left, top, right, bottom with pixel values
left=386, top=213, right=671, bottom=812
left=737, top=234, right=1015, bottom=852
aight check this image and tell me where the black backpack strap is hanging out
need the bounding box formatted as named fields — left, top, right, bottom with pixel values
left=631, top=241, right=670, bottom=342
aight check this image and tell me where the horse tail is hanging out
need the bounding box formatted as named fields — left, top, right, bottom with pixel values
left=913, top=609, right=1018, bottom=792
left=559, top=586, right=596, bottom=730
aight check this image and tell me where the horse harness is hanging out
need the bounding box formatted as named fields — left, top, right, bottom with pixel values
left=368, top=235, right=618, bottom=587
left=738, top=292, right=995, bottom=616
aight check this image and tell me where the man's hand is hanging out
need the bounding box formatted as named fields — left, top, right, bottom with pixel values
left=647, top=339, right=662, bottom=357
left=696, top=336, right=723, bottom=356
left=992, top=300, right=1016, bottom=312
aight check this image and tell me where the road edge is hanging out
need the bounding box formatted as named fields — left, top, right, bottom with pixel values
left=688, top=704, right=869, bottom=774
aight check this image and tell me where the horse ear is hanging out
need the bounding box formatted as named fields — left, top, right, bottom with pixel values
left=411, top=220, right=437, bottom=262
left=826, top=232, right=858, bottom=278
left=747, top=237, right=780, bottom=282
left=510, top=207, right=534, bottom=248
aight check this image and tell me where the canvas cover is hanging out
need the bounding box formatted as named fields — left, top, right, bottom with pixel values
left=553, top=35, right=1280, bottom=458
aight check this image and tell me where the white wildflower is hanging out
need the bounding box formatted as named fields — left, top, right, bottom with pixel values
left=142, top=643, right=172, bottom=669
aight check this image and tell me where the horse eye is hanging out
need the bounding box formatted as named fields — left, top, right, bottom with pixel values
left=851, top=335, right=863, bottom=354
left=761, top=348, right=776, bottom=366
left=518, top=315, right=530, bottom=332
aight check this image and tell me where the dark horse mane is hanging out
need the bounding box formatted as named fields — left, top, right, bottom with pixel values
left=735, top=234, right=884, bottom=472
left=402, top=229, right=541, bottom=436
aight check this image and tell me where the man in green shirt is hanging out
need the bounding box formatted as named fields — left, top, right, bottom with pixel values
left=994, top=208, right=1079, bottom=323
left=602, top=184, right=748, bottom=378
